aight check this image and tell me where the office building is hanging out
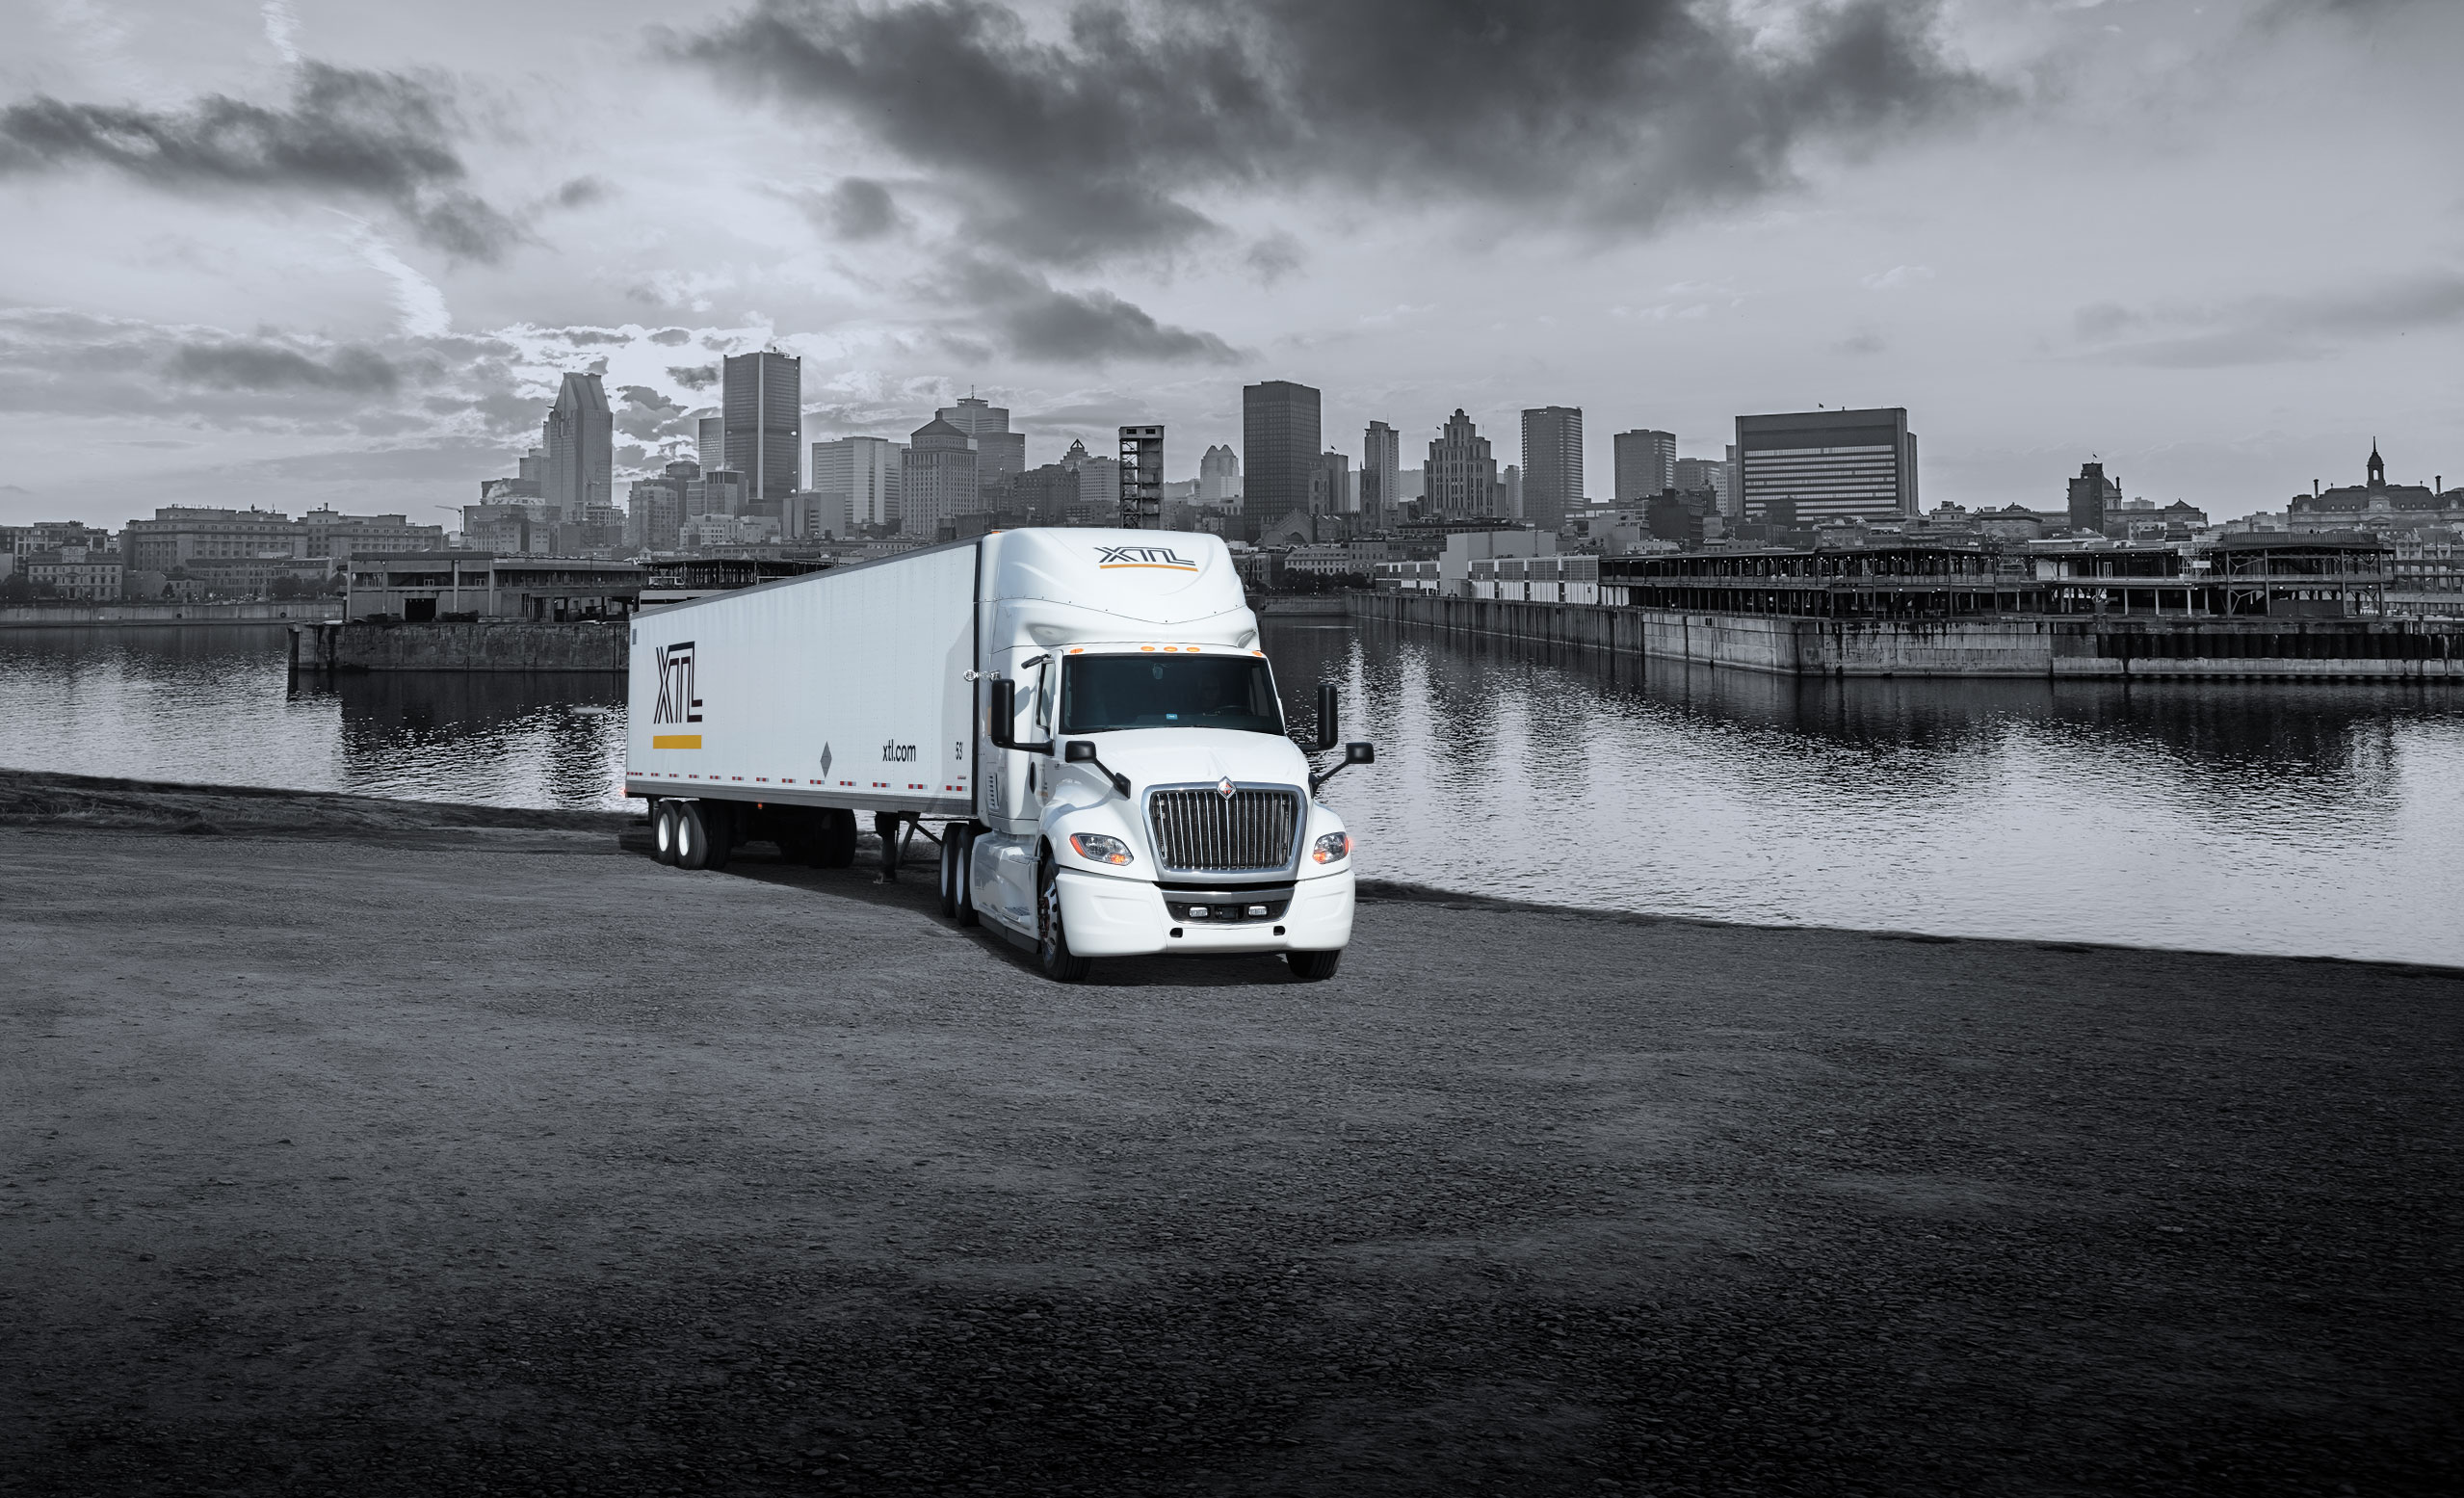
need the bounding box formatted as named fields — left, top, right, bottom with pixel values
left=298, top=509, right=445, bottom=564
left=1305, top=450, right=1350, bottom=515
left=1504, top=464, right=1523, bottom=520
left=937, top=395, right=1026, bottom=496
left=1198, top=443, right=1242, bottom=504
left=722, top=351, right=802, bottom=506
left=1425, top=409, right=1501, bottom=520
left=1673, top=456, right=1734, bottom=512
left=1360, top=421, right=1400, bottom=529
left=1243, top=381, right=1322, bottom=539
left=122, top=507, right=304, bottom=572
left=2066, top=461, right=2122, bottom=535
left=626, top=465, right=690, bottom=552
left=1735, top=407, right=1919, bottom=525
left=904, top=418, right=979, bottom=538
left=1520, top=407, right=1584, bottom=533
left=812, top=435, right=903, bottom=534
left=696, top=417, right=724, bottom=474
left=1613, top=429, right=1676, bottom=504
left=1061, top=439, right=1119, bottom=520
left=541, top=372, right=613, bottom=519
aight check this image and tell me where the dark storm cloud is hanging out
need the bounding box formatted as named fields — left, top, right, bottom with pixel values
left=0, top=62, right=519, bottom=260
left=797, top=176, right=905, bottom=241
left=672, top=0, right=1995, bottom=265
left=647, top=328, right=695, bottom=346
left=2077, top=269, right=2464, bottom=369
left=167, top=341, right=401, bottom=394
left=943, top=255, right=1242, bottom=365
left=668, top=363, right=720, bottom=389
left=553, top=175, right=613, bottom=209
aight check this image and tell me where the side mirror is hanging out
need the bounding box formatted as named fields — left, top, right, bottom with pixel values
left=1316, top=681, right=1340, bottom=751
left=1063, top=740, right=1097, bottom=763
left=988, top=679, right=1014, bottom=749
left=1345, top=742, right=1375, bottom=765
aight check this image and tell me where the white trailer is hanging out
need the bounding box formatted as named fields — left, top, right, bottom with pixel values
left=624, top=529, right=1373, bottom=982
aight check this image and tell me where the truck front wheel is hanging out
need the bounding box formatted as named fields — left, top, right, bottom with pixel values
left=1036, top=856, right=1092, bottom=983
left=1287, top=949, right=1344, bottom=983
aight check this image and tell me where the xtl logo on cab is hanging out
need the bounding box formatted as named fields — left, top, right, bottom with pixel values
left=1095, top=544, right=1198, bottom=570
left=652, top=642, right=701, bottom=724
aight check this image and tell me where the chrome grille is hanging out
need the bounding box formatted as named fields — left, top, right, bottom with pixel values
left=1146, top=786, right=1302, bottom=873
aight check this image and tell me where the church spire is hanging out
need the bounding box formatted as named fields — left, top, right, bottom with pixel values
left=2368, top=439, right=2386, bottom=488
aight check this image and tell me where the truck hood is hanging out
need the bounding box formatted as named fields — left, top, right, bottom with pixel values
left=1075, top=727, right=1313, bottom=794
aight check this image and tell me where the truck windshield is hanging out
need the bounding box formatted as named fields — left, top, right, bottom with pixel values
left=1061, top=654, right=1285, bottom=735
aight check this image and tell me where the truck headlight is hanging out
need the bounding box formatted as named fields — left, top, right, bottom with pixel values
left=1068, top=832, right=1135, bottom=867
left=1311, top=830, right=1351, bottom=864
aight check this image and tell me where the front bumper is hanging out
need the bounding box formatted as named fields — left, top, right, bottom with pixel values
left=1056, top=866, right=1354, bottom=957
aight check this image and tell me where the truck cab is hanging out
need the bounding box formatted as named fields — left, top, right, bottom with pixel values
left=952, top=532, right=1369, bottom=983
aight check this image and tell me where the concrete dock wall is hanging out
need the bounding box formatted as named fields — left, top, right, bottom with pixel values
left=1349, top=591, right=2464, bottom=681
left=307, top=620, right=627, bottom=672
left=0, top=601, right=343, bottom=628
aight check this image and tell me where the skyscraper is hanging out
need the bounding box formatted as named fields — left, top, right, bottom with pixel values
left=696, top=417, right=723, bottom=475
left=1310, top=450, right=1350, bottom=515
left=812, top=436, right=904, bottom=534
left=1520, top=407, right=1584, bottom=533
left=903, top=418, right=978, bottom=539
left=1360, top=421, right=1399, bottom=530
left=1736, top=408, right=1918, bottom=525
left=540, top=373, right=612, bottom=522
left=1425, top=409, right=1499, bottom=520
left=722, top=352, right=801, bottom=508
left=1613, top=430, right=1676, bottom=503
left=1197, top=444, right=1242, bottom=504
left=1242, top=381, right=1322, bottom=539
left=937, top=395, right=1026, bottom=497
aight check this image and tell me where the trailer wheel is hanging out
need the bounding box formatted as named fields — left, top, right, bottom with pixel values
left=1287, top=949, right=1344, bottom=983
left=954, top=828, right=980, bottom=928
left=676, top=802, right=714, bottom=870
left=1036, top=854, right=1092, bottom=983
left=816, top=808, right=857, bottom=868
left=702, top=802, right=734, bottom=872
left=652, top=802, right=678, bottom=865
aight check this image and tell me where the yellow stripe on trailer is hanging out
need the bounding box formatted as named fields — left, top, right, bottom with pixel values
left=652, top=734, right=702, bottom=749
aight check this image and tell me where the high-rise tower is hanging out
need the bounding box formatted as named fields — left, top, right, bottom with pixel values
left=1242, top=381, right=1322, bottom=539
left=1361, top=421, right=1400, bottom=530
left=1520, top=407, right=1584, bottom=534
left=722, top=352, right=802, bottom=509
left=540, top=373, right=612, bottom=521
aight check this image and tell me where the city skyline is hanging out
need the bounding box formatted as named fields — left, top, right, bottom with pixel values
left=0, top=1, right=2457, bottom=529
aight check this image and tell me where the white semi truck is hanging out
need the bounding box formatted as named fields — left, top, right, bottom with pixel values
left=623, top=528, right=1374, bottom=982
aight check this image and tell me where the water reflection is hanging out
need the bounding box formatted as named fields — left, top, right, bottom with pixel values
left=4, top=621, right=2460, bottom=963
left=1269, top=619, right=2464, bottom=967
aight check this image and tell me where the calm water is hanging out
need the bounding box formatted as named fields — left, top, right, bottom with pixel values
left=4, top=622, right=2461, bottom=966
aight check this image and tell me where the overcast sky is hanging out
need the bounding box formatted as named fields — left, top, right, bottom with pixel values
left=2, top=0, right=2456, bottom=529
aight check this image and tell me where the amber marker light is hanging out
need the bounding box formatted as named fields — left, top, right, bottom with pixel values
left=1069, top=833, right=1136, bottom=866
left=1311, top=831, right=1353, bottom=865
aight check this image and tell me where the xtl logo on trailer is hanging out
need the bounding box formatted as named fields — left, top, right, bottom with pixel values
left=652, top=642, right=701, bottom=724
left=1095, top=545, right=1198, bottom=571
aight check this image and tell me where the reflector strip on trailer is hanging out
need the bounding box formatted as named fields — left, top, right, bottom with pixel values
left=652, top=734, right=701, bottom=749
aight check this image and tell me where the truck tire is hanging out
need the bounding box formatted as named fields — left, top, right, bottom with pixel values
left=1036, top=855, right=1092, bottom=983
left=817, top=808, right=857, bottom=868
left=676, top=802, right=710, bottom=870
left=652, top=802, right=678, bottom=865
left=1287, top=949, right=1344, bottom=983
left=954, top=828, right=980, bottom=928
left=937, top=828, right=960, bottom=916
left=701, top=801, right=733, bottom=872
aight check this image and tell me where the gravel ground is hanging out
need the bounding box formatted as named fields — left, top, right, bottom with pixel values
left=3, top=784, right=2459, bottom=1497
